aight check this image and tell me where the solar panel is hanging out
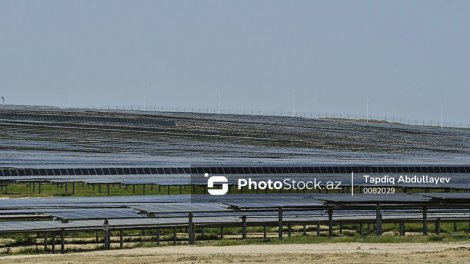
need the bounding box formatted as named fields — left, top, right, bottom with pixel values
left=130, top=203, right=230, bottom=213
left=224, top=202, right=323, bottom=209
left=420, top=193, right=470, bottom=200
left=0, top=112, right=177, bottom=127
left=49, top=209, right=144, bottom=220
left=223, top=197, right=324, bottom=209
left=311, top=193, right=430, bottom=204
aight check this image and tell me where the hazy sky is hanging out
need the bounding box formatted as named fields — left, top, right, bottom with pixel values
left=1, top=1, right=469, bottom=123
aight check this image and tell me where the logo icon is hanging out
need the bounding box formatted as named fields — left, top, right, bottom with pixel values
left=204, top=173, right=228, bottom=195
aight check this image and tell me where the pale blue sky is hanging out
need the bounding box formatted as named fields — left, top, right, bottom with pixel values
left=0, top=0, right=469, bottom=123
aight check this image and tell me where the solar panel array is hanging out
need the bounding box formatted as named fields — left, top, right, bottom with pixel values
left=189, top=166, right=470, bottom=174
left=1, top=165, right=470, bottom=176
left=0, top=112, right=176, bottom=127
left=2, top=211, right=470, bottom=233
left=0, top=193, right=469, bottom=234
left=0, top=193, right=464, bottom=211
left=0, top=195, right=192, bottom=210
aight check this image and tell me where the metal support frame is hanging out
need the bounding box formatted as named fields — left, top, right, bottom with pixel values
left=376, top=203, right=382, bottom=235
left=120, top=230, right=124, bottom=249
left=156, top=228, right=161, bottom=245
left=328, top=209, right=333, bottom=237
left=173, top=227, right=177, bottom=245
left=399, top=221, right=405, bottom=236
left=60, top=228, right=65, bottom=254
left=188, top=213, right=195, bottom=244
left=51, top=232, right=56, bottom=254
left=242, top=216, right=247, bottom=239
left=44, top=232, right=48, bottom=252
left=103, top=219, right=110, bottom=250
left=423, top=206, right=428, bottom=235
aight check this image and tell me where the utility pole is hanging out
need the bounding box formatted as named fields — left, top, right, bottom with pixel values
left=440, top=103, right=443, bottom=129
left=292, top=94, right=295, bottom=117
left=218, top=87, right=221, bottom=114
left=366, top=96, right=369, bottom=123
left=67, top=88, right=71, bottom=108
left=144, top=87, right=147, bottom=110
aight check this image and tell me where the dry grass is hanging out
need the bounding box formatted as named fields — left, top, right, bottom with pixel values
left=1, top=242, right=470, bottom=264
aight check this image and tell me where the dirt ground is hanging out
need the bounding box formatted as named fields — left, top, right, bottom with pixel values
left=1, top=243, right=470, bottom=264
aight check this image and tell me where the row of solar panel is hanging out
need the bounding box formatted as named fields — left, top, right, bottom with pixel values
left=0, top=113, right=176, bottom=126
left=0, top=166, right=469, bottom=176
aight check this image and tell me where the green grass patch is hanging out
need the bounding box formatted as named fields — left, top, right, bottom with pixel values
left=204, top=233, right=470, bottom=247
